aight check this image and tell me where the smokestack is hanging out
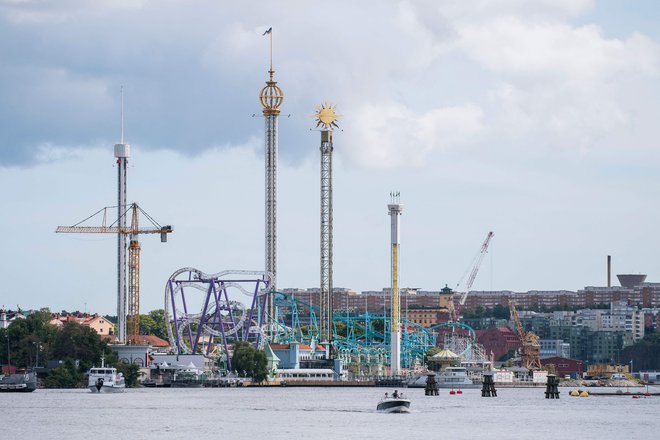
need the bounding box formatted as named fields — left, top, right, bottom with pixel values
left=607, top=255, right=611, bottom=288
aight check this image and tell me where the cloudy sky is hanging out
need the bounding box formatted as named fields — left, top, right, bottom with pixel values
left=2, top=0, right=660, bottom=314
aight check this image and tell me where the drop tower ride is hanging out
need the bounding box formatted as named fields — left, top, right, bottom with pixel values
left=114, top=88, right=129, bottom=343
left=388, top=193, right=403, bottom=374
left=259, top=28, right=284, bottom=326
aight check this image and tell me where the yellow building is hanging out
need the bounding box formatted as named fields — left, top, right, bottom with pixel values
left=405, top=307, right=451, bottom=328
left=50, top=314, right=115, bottom=336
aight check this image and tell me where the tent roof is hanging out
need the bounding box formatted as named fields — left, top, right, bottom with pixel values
left=430, top=349, right=459, bottom=360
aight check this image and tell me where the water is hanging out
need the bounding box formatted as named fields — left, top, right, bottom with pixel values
left=1, top=387, right=658, bottom=439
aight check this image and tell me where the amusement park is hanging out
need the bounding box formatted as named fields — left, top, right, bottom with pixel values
left=51, top=29, right=546, bottom=388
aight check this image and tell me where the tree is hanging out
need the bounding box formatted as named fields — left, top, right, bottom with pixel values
left=493, top=304, right=510, bottom=320
left=116, top=363, right=141, bottom=387
left=50, top=321, right=110, bottom=372
left=1, top=309, right=57, bottom=368
left=620, top=333, right=660, bottom=371
left=372, top=319, right=385, bottom=333
left=139, top=309, right=168, bottom=339
left=424, top=347, right=442, bottom=365
left=45, top=361, right=82, bottom=388
left=231, top=341, right=268, bottom=383
left=334, top=322, right=347, bottom=338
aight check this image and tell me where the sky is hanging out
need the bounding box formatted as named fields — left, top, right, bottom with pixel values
left=1, top=0, right=660, bottom=315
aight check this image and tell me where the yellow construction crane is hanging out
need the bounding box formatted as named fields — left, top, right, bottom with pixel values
left=56, top=203, right=172, bottom=344
left=508, top=298, right=542, bottom=371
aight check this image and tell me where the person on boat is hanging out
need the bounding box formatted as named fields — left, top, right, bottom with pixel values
left=393, top=390, right=399, bottom=399
left=384, top=392, right=389, bottom=399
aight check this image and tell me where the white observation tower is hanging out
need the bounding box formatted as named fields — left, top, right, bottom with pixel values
left=388, top=193, right=403, bottom=374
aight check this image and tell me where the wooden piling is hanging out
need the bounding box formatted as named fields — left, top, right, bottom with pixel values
left=481, top=372, right=497, bottom=397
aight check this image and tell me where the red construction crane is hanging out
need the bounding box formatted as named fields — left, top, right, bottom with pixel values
left=56, top=203, right=172, bottom=344
left=453, top=231, right=494, bottom=321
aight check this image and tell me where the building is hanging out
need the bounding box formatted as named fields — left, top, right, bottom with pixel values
left=541, top=356, right=583, bottom=379
left=539, top=339, right=570, bottom=359
left=0, top=309, right=25, bottom=329
left=270, top=342, right=330, bottom=370
left=476, top=327, right=521, bottom=361
left=49, top=313, right=115, bottom=336
left=405, top=307, right=451, bottom=328
left=461, top=284, right=660, bottom=311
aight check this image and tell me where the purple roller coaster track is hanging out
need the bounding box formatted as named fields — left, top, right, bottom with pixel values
left=165, top=268, right=271, bottom=371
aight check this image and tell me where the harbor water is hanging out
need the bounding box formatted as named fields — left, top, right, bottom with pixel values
left=1, top=386, right=658, bottom=439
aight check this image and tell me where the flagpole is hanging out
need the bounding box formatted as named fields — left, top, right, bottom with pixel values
left=270, top=30, right=273, bottom=73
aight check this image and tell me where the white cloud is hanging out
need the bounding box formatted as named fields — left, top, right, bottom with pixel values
left=459, top=18, right=660, bottom=80
left=344, top=102, right=484, bottom=168
left=0, top=0, right=147, bottom=24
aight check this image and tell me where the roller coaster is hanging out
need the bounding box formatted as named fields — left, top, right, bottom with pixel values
left=270, top=291, right=482, bottom=372
left=165, top=272, right=487, bottom=373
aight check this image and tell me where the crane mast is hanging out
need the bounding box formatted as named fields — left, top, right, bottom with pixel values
left=453, top=231, right=494, bottom=321
left=127, top=204, right=141, bottom=344
left=508, top=299, right=542, bottom=371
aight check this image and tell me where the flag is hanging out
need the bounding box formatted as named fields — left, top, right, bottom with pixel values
left=263, top=27, right=272, bottom=36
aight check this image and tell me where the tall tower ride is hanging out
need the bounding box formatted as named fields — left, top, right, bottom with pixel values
left=259, top=28, right=283, bottom=325
left=114, top=87, right=129, bottom=343
left=388, top=193, right=403, bottom=374
left=314, top=103, right=340, bottom=345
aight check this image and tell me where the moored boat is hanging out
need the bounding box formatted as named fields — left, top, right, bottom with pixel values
left=408, top=366, right=480, bottom=389
left=0, top=371, right=37, bottom=392
left=171, top=365, right=206, bottom=388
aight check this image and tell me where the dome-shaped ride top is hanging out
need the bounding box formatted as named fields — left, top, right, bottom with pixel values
left=260, top=71, right=284, bottom=115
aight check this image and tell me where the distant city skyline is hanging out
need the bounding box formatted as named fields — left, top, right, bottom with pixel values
left=1, top=1, right=660, bottom=314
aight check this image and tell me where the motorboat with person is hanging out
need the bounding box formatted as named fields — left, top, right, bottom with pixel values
left=376, top=390, right=411, bottom=413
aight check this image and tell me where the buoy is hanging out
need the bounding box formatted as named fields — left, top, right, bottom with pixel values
left=569, top=390, right=579, bottom=397
left=449, top=390, right=456, bottom=395
left=579, top=391, right=589, bottom=397
left=457, top=390, right=463, bottom=394
left=644, top=392, right=651, bottom=397
left=632, top=395, right=639, bottom=399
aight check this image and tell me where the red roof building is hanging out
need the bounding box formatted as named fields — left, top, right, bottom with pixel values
left=476, top=326, right=522, bottom=361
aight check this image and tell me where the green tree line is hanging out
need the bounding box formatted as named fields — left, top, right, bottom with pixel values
left=0, top=308, right=166, bottom=388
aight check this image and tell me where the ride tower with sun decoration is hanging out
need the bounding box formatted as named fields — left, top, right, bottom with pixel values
left=314, top=103, right=340, bottom=348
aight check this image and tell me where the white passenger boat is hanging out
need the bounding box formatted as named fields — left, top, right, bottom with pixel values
left=408, top=366, right=480, bottom=389
left=88, top=357, right=125, bottom=393
left=377, top=392, right=411, bottom=413
left=436, top=366, right=480, bottom=389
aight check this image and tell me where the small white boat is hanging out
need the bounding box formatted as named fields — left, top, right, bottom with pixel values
left=377, top=392, right=411, bottom=413
left=88, top=357, right=125, bottom=393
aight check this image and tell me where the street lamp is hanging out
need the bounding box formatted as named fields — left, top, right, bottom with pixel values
left=4, top=333, right=9, bottom=366
left=32, top=341, right=41, bottom=369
